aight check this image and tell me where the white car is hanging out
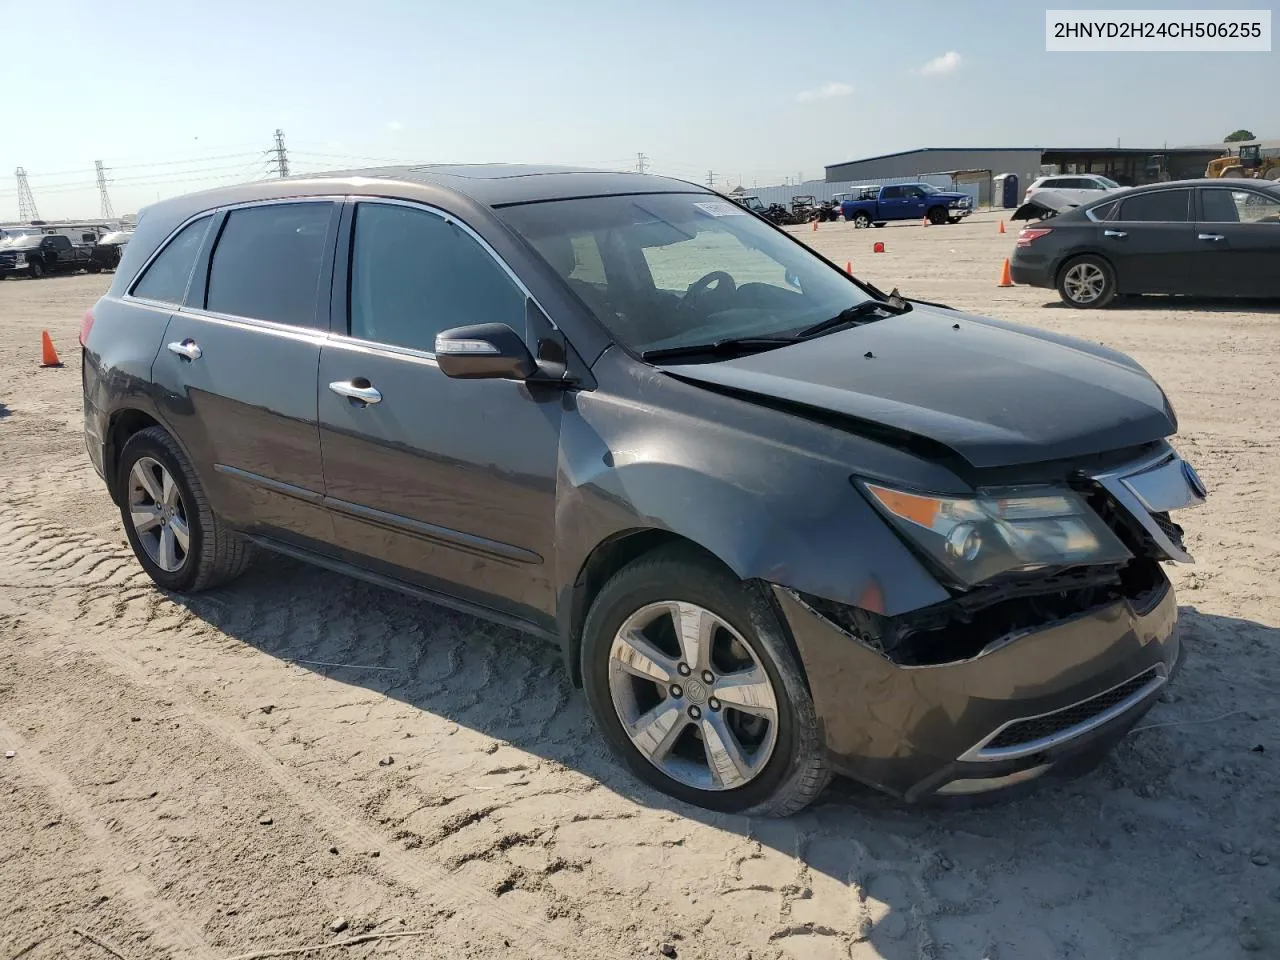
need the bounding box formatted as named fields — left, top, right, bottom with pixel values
left=1023, top=174, right=1124, bottom=206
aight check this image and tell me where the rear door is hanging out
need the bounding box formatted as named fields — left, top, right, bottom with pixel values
left=1101, top=188, right=1201, bottom=294
left=150, top=199, right=340, bottom=548
left=1195, top=187, right=1280, bottom=297
left=317, top=199, right=562, bottom=628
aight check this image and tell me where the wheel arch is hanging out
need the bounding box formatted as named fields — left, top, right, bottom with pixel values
left=1055, top=249, right=1119, bottom=293
left=104, top=408, right=168, bottom=505
left=558, top=527, right=733, bottom=687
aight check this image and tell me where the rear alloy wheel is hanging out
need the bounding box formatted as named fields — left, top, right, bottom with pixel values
left=852, top=212, right=871, bottom=229
left=1057, top=255, right=1117, bottom=309
left=117, top=426, right=255, bottom=592
left=581, top=546, right=829, bottom=815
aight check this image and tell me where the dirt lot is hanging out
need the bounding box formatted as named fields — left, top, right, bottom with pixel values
left=1, top=210, right=1277, bottom=960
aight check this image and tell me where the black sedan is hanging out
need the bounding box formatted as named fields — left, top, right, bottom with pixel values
left=1011, top=179, right=1280, bottom=308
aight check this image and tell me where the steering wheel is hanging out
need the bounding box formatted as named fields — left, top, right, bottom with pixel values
left=680, top=270, right=737, bottom=315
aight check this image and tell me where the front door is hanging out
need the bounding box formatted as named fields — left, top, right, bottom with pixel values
left=1103, top=187, right=1201, bottom=294
left=1195, top=187, right=1280, bottom=298
left=317, top=199, right=561, bottom=629
left=151, top=200, right=339, bottom=547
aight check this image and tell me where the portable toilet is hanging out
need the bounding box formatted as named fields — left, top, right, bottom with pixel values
left=993, top=173, right=1020, bottom=209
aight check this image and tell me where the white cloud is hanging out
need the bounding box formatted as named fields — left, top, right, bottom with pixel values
left=387, top=120, right=405, bottom=132
left=796, top=81, right=854, bottom=103
left=915, top=51, right=962, bottom=76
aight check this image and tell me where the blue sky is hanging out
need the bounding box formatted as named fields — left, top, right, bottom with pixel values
left=2, top=0, right=1274, bottom=219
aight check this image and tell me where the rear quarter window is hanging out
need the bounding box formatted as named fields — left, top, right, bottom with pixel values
left=131, top=215, right=213, bottom=305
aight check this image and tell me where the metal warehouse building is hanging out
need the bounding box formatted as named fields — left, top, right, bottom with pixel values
left=825, top=146, right=1225, bottom=204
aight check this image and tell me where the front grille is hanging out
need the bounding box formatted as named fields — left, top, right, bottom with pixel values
left=1152, top=511, right=1185, bottom=550
left=985, top=668, right=1160, bottom=750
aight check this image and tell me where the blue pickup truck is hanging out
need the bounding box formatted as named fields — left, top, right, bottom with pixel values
left=837, top=183, right=974, bottom=227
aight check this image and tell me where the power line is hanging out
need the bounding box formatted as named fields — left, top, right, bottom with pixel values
left=272, top=129, right=289, bottom=178
left=95, top=160, right=115, bottom=219
left=25, top=152, right=263, bottom=179
left=15, top=168, right=40, bottom=221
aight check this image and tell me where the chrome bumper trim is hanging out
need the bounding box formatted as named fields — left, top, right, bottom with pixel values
left=958, top=665, right=1167, bottom=763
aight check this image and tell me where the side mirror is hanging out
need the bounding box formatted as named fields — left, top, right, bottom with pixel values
left=435, top=323, right=538, bottom=381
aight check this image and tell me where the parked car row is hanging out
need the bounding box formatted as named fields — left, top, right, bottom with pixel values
left=84, top=165, right=1204, bottom=815
left=0, top=230, right=131, bottom=279
left=1011, top=178, right=1280, bottom=307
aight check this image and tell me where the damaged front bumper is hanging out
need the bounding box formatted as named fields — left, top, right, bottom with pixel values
left=773, top=444, right=1203, bottom=800
left=775, top=568, right=1179, bottom=799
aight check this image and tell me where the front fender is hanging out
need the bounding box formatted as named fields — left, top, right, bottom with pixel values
left=554, top=369, right=953, bottom=626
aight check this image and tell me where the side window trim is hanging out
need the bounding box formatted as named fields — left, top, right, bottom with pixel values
left=333, top=197, right=551, bottom=360
left=125, top=212, right=216, bottom=307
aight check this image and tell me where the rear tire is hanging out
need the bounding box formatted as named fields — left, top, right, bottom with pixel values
left=581, top=545, right=830, bottom=816
left=851, top=212, right=871, bottom=229
left=1057, top=254, right=1117, bottom=309
left=117, top=426, right=255, bottom=592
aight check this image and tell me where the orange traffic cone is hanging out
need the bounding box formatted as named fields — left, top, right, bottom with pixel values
left=811, top=219, right=818, bottom=232
left=40, top=331, right=62, bottom=368
left=845, top=261, right=853, bottom=274
left=921, top=216, right=930, bottom=227
left=998, top=258, right=1014, bottom=287
left=873, top=241, right=885, bottom=253
left=998, top=219, right=1006, bottom=234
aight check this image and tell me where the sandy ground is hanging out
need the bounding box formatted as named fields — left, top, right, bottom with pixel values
left=1, top=209, right=1278, bottom=960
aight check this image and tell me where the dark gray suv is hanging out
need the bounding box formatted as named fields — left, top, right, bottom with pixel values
left=83, top=165, right=1205, bottom=815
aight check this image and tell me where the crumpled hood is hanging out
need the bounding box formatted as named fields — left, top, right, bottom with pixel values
left=659, top=306, right=1176, bottom=468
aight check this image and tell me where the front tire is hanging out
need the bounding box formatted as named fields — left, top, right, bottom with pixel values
left=28, top=261, right=45, bottom=279
left=581, top=546, right=830, bottom=816
left=927, top=206, right=948, bottom=225
left=117, top=426, right=254, bottom=592
left=1057, top=254, right=1117, bottom=309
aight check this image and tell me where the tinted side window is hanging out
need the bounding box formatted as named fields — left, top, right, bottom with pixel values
left=1200, top=189, right=1241, bottom=223
left=1119, top=190, right=1191, bottom=222
left=206, top=203, right=333, bottom=327
left=132, top=215, right=212, bottom=305
left=881, top=186, right=904, bottom=199
left=348, top=203, right=526, bottom=354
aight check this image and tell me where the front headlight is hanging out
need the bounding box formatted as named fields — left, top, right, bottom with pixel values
left=859, top=481, right=1131, bottom=586
left=13, top=253, right=26, bottom=264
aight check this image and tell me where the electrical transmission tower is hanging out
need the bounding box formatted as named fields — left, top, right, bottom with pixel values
left=635, top=152, right=648, bottom=175
left=706, top=170, right=716, bottom=188
left=272, top=129, right=290, bottom=178
left=95, top=160, right=115, bottom=219
left=14, top=167, right=40, bottom=221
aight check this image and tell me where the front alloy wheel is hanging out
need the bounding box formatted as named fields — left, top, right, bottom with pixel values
left=581, top=546, right=830, bottom=816
left=608, top=601, right=778, bottom=792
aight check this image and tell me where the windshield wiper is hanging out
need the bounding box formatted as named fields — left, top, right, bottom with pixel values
left=641, top=336, right=797, bottom=362
left=794, top=294, right=911, bottom=340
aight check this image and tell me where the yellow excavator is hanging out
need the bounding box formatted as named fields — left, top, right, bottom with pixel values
left=1205, top=143, right=1280, bottom=180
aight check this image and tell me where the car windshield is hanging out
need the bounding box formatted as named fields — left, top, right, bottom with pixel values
left=499, top=192, right=875, bottom=356
left=916, top=183, right=942, bottom=195
left=4, top=235, right=44, bottom=249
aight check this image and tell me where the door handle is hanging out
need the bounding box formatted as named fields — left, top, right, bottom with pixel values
left=1103, top=229, right=1127, bottom=238
left=166, top=339, right=201, bottom=361
left=328, top=379, right=382, bottom=405
left=1198, top=233, right=1225, bottom=242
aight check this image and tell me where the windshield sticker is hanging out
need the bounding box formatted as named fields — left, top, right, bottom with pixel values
left=693, top=200, right=746, bottom=217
